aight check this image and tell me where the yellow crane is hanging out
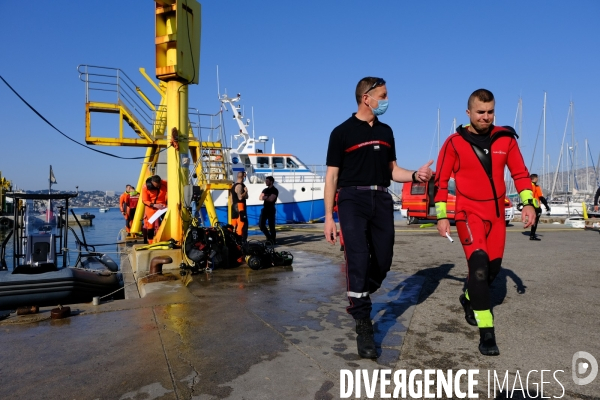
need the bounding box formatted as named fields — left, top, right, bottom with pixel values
left=79, top=0, right=231, bottom=248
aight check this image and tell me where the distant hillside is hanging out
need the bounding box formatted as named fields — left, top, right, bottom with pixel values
left=24, top=190, right=121, bottom=208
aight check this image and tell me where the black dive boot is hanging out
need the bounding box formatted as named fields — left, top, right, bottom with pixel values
left=459, top=294, right=477, bottom=326
left=478, top=327, right=500, bottom=356
left=355, top=318, right=378, bottom=359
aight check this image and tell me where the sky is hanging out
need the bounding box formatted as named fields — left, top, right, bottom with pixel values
left=2, top=1, right=600, bottom=192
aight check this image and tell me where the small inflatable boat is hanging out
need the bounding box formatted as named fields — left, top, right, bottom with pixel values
left=0, top=192, right=123, bottom=310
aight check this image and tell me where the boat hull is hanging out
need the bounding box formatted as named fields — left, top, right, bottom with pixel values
left=204, top=181, right=325, bottom=225
left=202, top=198, right=325, bottom=225
left=0, top=259, right=122, bottom=310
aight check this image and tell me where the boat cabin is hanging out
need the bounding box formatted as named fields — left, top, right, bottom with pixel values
left=243, top=154, right=310, bottom=173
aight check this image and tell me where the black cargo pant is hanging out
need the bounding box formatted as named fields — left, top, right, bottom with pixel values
left=259, top=207, right=276, bottom=243
left=337, top=187, right=395, bottom=320
left=530, top=206, right=542, bottom=237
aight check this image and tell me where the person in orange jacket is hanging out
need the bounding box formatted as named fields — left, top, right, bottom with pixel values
left=141, top=175, right=167, bottom=244
left=231, top=171, right=249, bottom=241
left=529, top=174, right=550, bottom=240
left=125, top=188, right=140, bottom=234
left=119, top=184, right=133, bottom=232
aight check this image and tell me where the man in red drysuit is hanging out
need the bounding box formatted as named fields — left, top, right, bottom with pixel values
left=435, top=89, right=536, bottom=356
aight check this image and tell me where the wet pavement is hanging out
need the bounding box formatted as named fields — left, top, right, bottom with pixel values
left=0, top=222, right=598, bottom=399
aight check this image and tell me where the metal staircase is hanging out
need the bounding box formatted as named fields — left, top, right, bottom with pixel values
left=78, top=64, right=233, bottom=229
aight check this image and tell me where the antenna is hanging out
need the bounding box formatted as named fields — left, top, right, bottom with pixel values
left=216, top=65, right=220, bottom=99
left=252, top=107, right=255, bottom=139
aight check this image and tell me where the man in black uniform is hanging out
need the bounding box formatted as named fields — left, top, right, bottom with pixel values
left=324, top=77, right=433, bottom=358
left=259, top=176, right=279, bottom=244
left=594, top=186, right=600, bottom=212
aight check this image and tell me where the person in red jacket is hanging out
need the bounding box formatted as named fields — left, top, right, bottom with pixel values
left=435, top=89, right=536, bottom=356
left=119, top=185, right=133, bottom=232
left=141, top=175, right=168, bottom=244
left=125, top=188, right=140, bottom=235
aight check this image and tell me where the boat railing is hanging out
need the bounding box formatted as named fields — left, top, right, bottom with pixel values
left=246, top=165, right=326, bottom=184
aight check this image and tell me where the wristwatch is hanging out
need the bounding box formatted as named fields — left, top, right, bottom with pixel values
left=412, top=171, right=419, bottom=183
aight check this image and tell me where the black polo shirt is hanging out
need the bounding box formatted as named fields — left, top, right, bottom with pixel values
left=326, top=114, right=397, bottom=187
left=262, top=185, right=279, bottom=211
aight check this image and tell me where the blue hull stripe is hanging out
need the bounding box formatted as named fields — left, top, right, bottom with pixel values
left=201, top=199, right=325, bottom=226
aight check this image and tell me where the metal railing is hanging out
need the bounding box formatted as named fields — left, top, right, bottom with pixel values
left=78, top=65, right=223, bottom=141
left=78, top=65, right=159, bottom=132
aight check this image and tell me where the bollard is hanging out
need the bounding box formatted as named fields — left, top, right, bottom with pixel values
left=150, top=256, right=173, bottom=275
left=51, top=305, right=71, bottom=319
left=17, top=305, right=39, bottom=315
left=92, top=296, right=100, bottom=306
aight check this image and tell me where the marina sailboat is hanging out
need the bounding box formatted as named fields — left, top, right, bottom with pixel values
left=548, top=101, right=587, bottom=216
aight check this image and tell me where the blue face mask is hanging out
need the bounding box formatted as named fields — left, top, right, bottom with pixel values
left=368, top=95, right=388, bottom=116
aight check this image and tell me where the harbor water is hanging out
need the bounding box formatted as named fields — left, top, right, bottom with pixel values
left=1, top=207, right=127, bottom=271
left=0, top=207, right=407, bottom=270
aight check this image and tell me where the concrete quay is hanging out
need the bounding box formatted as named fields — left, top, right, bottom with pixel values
left=0, top=222, right=598, bottom=399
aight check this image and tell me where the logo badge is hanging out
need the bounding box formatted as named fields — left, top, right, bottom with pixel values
left=572, top=351, right=598, bottom=385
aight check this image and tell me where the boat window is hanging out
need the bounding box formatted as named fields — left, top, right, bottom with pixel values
left=241, top=155, right=251, bottom=168
left=294, top=156, right=308, bottom=168
left=410, top=182, right=426, bottom=195
left=448, top=178, right=456, bottom=196
left=273, top=157, right=284, bottom=169
left=286, top=157, right=299, bottom=168
left=257, top=157, right=270, bottom=168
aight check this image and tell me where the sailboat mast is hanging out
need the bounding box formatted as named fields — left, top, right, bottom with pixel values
left=437, top=108, right=440, bottom=155
left=542, top=92, right=546, bottom=190
left=571, top=101, right=575, bottom=192
left=518, top=97, right=523, bottom=142
left=585, top=138, right=589, bottom=193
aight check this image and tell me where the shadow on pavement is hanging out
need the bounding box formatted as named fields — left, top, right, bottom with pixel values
left=491, top=267, right=527, bottom=307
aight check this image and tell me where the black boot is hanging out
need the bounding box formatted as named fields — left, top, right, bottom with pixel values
left=478, top=327, right=500, bottom=356
left=459, top=294, right=477, bottom=326
left=529, top=235, right=541, bottom=241
left=355, top=318, right=378, bottom=359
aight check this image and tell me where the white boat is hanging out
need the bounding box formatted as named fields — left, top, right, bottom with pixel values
left=98, top=191, right=113, bottom=213
left=547, top=202, right=584, bottom=216
left=200, top=94, right=325, bottom=225
left=564, top=216, right=585, bottom=228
